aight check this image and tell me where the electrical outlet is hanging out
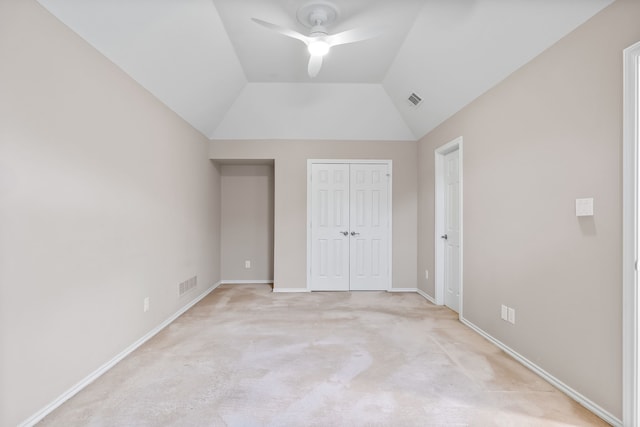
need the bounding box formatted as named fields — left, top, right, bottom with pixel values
left=143, top=297, right=149, bottom=313
left=425, top=270, right=429, bottom=280
left=501, top=305, right=508, bottom=321
left=245, top=260, right=251, bottom=269
left=508, top=307, right=516, bottom=324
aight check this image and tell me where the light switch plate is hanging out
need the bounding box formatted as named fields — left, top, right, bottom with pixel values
left=576, top=198, right=594, bottom=217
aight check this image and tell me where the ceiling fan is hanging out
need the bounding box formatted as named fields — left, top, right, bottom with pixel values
left=251, top=1, right=383, bottom=78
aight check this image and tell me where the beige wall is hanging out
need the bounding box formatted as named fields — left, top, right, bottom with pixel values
left=0, top=1, right=222, bottom=425
left=210, top=140, right=418, bottom=290
left=220, top=164, right=274, bottom=281
left=417, top=0, right=640, bottom=418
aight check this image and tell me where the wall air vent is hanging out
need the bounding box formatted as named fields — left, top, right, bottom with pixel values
left=178, top=276, right=197, bottom=297
left=407, top=92, right=423, bottom=107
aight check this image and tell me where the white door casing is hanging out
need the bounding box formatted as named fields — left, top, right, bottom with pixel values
left=443, top=149, right=461, bottom=312
left=623, top=40, right=640, bottom=427
left=308, top=160, right=391, bottom=291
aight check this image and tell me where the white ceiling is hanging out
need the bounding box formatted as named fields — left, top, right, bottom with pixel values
left=37, top=0, right=613, bottom=141
left=214, top=0, right=427, bottom=83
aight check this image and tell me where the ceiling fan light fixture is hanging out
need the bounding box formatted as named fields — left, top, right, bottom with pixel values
left=308, top=40, right=330, bottom=56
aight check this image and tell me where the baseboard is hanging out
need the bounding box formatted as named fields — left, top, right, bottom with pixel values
left=19, top=281, right=223, bottom=427
left=272, top=287, right=311, bottom=293
left=460, top=317, right=622, bottom=427
left=416, top=288, right=437, bottom=304
left=220, top=280, right=274, bottom=285
left=386, top=288, right=437, bottom=304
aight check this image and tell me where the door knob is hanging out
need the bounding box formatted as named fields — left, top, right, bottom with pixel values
left=441, top=234, right=448, bottom=240
left=340, top=231, right=349, bottom=236
left=351, top=231, right=360, bottom=236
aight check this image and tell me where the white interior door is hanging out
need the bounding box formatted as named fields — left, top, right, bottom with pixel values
left=349, top=164, right=390, bottom=291
left=310, top=164, right=350, bottom=291
left=309, top=162, right=390, bottom=291
left=443, top=150, right=461, bottom=312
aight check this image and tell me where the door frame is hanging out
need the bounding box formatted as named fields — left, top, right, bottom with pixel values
left=306, top=159, right=393, bottom=291
left=623, top=40, right=640, bottom=427
left=435, top=137, right=463, bottom=314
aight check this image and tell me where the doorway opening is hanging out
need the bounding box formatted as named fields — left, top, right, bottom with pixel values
left=306, top=159, right=392, bottom=291
left=623, top=40, right=640, bottom=427
left=217, top=160, right=275, bottom=285
left=435, top=137, right=463, bottom=315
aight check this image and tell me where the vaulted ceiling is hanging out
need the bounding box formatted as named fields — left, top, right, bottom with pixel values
left=37, top=0, right=613, bottom=141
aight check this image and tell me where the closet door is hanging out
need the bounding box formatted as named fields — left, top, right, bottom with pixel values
left=309, top=162, right=390, bottom=291
left=310, top=164, right=350, bottom=291
left=349, top=164, right=390, bottom=291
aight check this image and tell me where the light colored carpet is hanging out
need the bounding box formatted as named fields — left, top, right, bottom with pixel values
left=40, top=284, right=608, bottom=426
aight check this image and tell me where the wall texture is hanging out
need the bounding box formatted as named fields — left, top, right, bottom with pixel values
left=210, top=140, right=418, bottom=291
left=220, top=164, right=274, bottom=281
left=417, top=0, right=640, bottom=419
left=0, top=1, right=221, bottom=425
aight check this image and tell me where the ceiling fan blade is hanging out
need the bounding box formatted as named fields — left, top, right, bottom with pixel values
left=251, top=18, right=309, bottom=45
left=326, top=27, right=385, bottom=47
left=308, top=55, right=323, bottom=78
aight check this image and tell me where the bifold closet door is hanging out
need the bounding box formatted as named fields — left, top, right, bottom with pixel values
left=310, top=163, right=390, bottom=291
left=310, top=164, right=350, bottom=291
left=348, top=164, right=389, bottom=291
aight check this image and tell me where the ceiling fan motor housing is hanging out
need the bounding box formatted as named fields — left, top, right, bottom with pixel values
left=310, top=25, right=329, bottom=38
left=296, top=1, right=339, bottom=29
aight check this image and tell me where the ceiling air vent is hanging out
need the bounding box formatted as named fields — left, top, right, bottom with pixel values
left=407, top=92, right=423, bottom=107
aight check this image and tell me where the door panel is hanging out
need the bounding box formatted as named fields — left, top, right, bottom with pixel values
left=349, top=164, right=389, bottom=291
left=310, top=164, right=350, bottom=291
left=444, top=150, right=461, bottom=312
